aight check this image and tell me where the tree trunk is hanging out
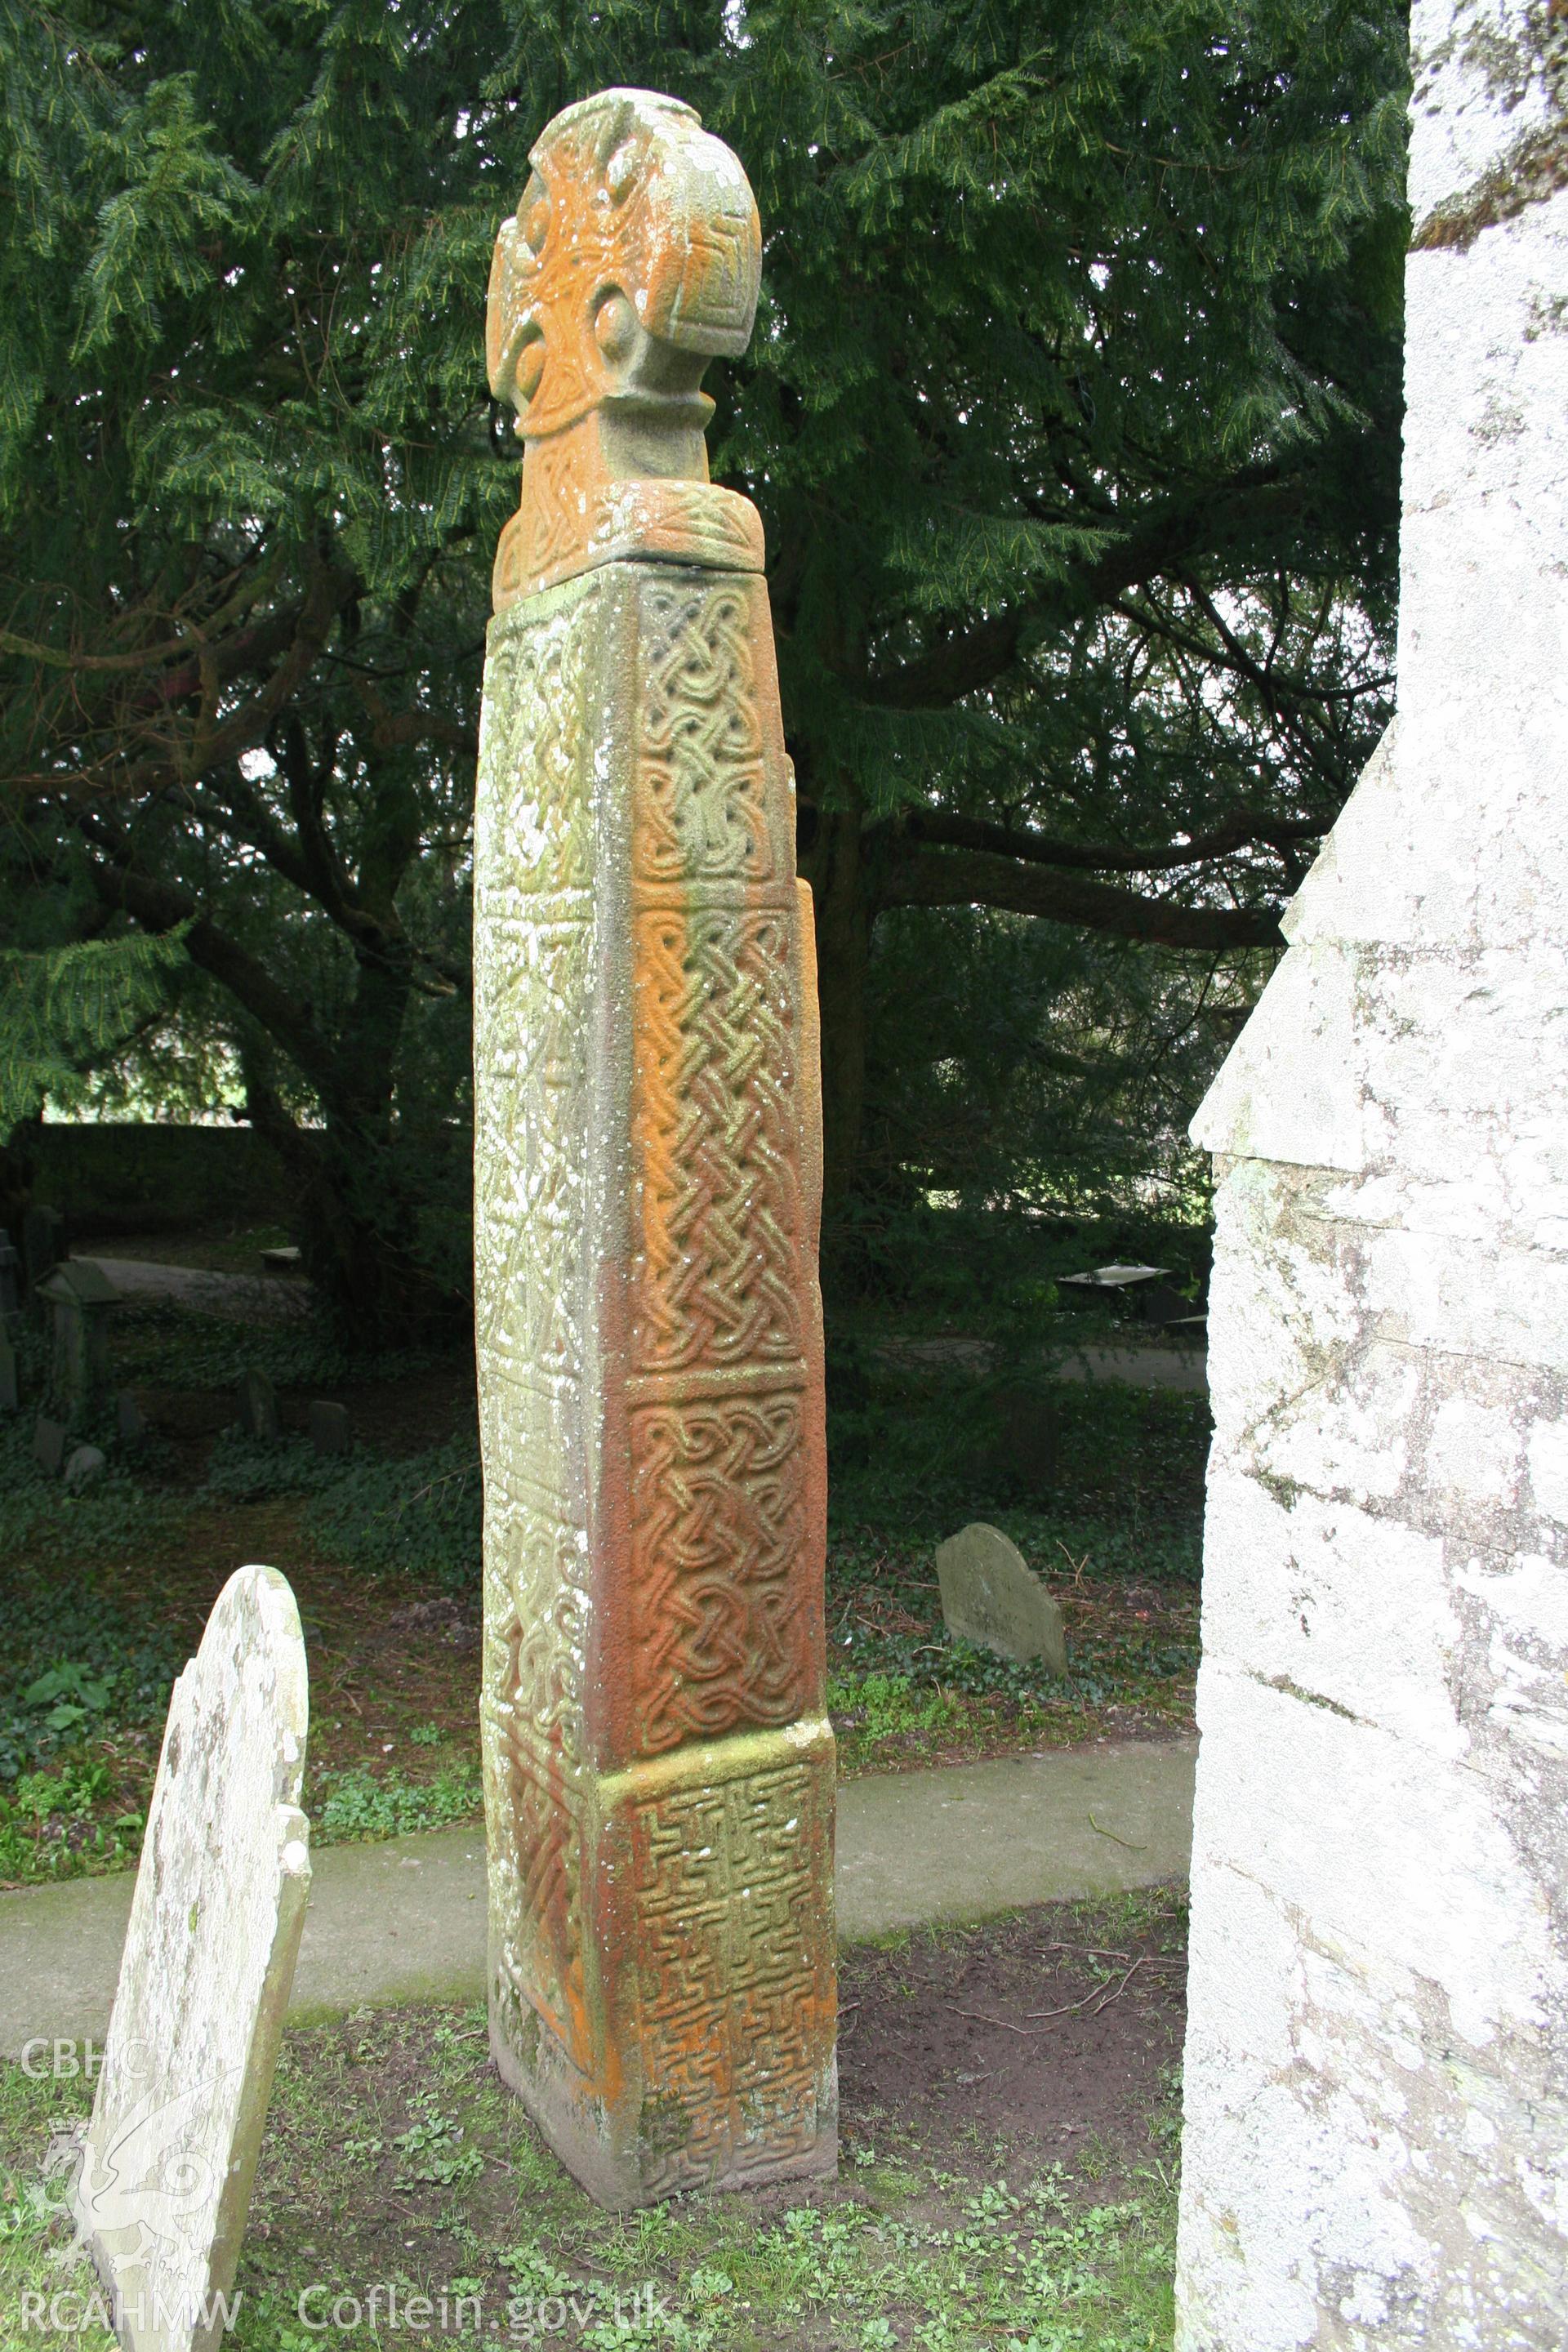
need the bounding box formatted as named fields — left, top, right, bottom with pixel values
left=243, top=947, right=466, bottom=1345
left=800, top=805, right=874, bottom=1214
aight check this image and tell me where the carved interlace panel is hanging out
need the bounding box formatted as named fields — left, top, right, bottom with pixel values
left=628, top=1393, right=808, bottom=1752
left=630, top=904, right=805, bottom=1379
left=476, top=549, right=831, bottom=2195
left=625, top=570, right=814, bottom=1755
left=476, top=87, right=831, bottom=2201
left=635, top=582, right=782, bottom=884
left=474, top=586, right=597, bottom=2053
left=628, top=1757, right=832, bottom=2196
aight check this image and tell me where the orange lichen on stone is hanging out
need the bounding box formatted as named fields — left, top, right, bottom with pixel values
left=487, top=88, right=764, bottom=608
left=473, top=87, right=835, bottom=2207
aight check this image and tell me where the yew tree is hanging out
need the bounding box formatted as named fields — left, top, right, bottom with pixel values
left=0, top=0, right=1405, bottom=1326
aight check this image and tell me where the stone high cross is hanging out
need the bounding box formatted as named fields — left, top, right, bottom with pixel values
left=473, top=88, right=835, bottom=2206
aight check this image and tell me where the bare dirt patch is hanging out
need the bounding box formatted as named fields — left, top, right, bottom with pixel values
left=840, top=1897, right=1186, bottom=2181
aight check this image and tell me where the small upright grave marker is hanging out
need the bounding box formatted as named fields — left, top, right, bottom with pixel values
left=63, top=1443, right=106, bottom=1495
left=937, top=1522, right=1067, bottom=1673
left=237, top=1370, right=280, bottom=1444
left=74, top=1565, right=310, bottom=2352
left=0, top=1321, right=16, bottom=1414
left=33, top=1414, right=67, bottom=1476
left=0, top=1227, right=21, bottom=1319
left=36, top=1259, right=122, bottom=1414
left=308, top=1400, right=350, bottom=1456
left=21, top=1204, right=65, bottom=1295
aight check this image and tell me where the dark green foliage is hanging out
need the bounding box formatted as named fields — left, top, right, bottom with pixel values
left=201, top=1427, right=344, bottom=1499
left=862, top=903, right=1249, bottom=1220
left=0, top=932, right=191, bottom=1129
left=0, top=0, right=1406, bottom=1322
left=111, top=1301, right=443, bottom=1395
left=0, top=1411, right=189, bottom=1568
left=0, top=1557, right=185, bottom=1782
left=312, top=1761, right=484, bottom=1844
left=307, top=1437, right=483, bottom=1592
left=829, top=1332, right=1209, bottom=1572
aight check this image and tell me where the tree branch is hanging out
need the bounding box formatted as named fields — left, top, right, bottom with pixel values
left=857, top=463, right=1304, bottom=710
left=877, top=840, right=1285, bottom=948
left=84, top=855, right=345, bottom=1103
left=901, top=804, right=1326, bottom=874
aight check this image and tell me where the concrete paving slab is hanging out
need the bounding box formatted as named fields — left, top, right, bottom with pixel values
left=0, top=1739, right=1195, bottom=2056
left=835, top=1738, right=1196, bottom=1937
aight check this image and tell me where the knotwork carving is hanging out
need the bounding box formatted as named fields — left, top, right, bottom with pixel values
left=475, top=90, right=834, bottom=2204
left=488, top=89, right=763, bottom=606
left=629, top=1393, right=811, bottom=1753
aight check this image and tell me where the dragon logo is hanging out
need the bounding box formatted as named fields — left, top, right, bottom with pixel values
left=36, top=2070, right=238, bottom=2274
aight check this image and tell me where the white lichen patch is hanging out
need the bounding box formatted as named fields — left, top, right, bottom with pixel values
left=1178, top=12, right=1568, bottom=2336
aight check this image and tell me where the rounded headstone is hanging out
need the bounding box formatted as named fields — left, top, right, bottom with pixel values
left=308, top=1399, right=350, bottom=1455
left=74, top=1566, right=310, bottom=2352
left=936, top=1521, right=1068, bottom=1673
left=63, top=1443, right=107, bottom=1494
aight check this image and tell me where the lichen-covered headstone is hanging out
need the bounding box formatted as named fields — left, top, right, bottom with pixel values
left=74, top=1566, right=310, bottom=2352
left=937, top=1523, right=1067, bottom=1671
left=474, top=87, right=835, bottom=2206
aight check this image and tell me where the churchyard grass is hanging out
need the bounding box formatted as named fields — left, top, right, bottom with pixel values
left=0, top=1891, right=1183, bottom=2351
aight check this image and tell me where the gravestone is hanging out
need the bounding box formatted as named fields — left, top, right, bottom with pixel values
left=1137, top=1282, right=1196, bottom=1327
left=936, top=1523, right=1067, bottom=1673
left=21, top=1204, right=65, bottom=1296
left=33, top=1415, right=67, bottom=1476
left=307, top=1400, right=350, bottom=1456
left=63, top=1444, right=107, bottom=1495
left=474, top=87, right=835, bottom=2205
left=237, top=1370, right=280, bottom=1443
left=74, top=1564, right=310, bottom=2352
left=0, top=1228, right=20, bottom=1318
left=1176, top=8, right=1568, bottom=2344
left=117, top=1390, right=149, bottom=1446
left=0, top=1321, right=16, bottom=1413
left=35, top=1259, right=122, bottom=1414
left=1058, top=1263, right=1167, bottom=1292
